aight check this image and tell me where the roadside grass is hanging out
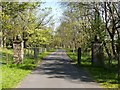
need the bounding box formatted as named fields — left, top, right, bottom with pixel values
left=1, top=47, right=54, bottom=88
left=1, top=65, right=31, bottom=88
left=67, top=51, right=118, bottom=88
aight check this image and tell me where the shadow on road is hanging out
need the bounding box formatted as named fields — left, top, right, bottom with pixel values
left=31, top=50, right=95, bottom=83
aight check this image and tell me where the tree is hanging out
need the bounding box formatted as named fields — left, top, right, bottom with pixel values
left=58, top=2, right=120, bottom=67
left=1, top=2, right=41, bottom=47
left=1, top=2, right=41, bottom=64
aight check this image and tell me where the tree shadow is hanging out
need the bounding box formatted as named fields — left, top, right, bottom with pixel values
left=7, top=63, right=36, bottom=70
left=31, top=52, right=97, bottom=84
left=83, top=65, right=119, bottom=85
left=67, top=51, right=119, bottom=86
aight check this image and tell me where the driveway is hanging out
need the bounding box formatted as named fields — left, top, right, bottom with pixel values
left=18, top=50, right=102, bottom=88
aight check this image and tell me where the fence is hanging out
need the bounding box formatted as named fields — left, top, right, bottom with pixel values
left=0, top=47, right=48, bottom=65
left=24, top=47, right=47, bottom=59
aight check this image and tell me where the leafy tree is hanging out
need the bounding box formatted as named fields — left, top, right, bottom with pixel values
left=1, top=2, right=41, bottom=47
left=27, top=28, right=52, bottom=47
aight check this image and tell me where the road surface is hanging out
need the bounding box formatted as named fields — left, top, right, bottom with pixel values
left=18, top=50, right=102, bottom=88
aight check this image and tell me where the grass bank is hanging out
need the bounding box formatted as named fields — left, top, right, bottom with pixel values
left=1, top=48, right=54, bottom=88
left=67, top=51, right=118, bottom=88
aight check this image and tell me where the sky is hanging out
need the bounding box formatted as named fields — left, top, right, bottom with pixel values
left=40, top=1, right=65, bottom=30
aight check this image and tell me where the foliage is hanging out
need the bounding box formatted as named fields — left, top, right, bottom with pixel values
left=1, top=2, right=39, bottom=34
left=27, top=29, right=52, bottom=47
left=1, top=2, right=54, bottom=48
left=1, top=1, right=119, bottom=88
left=55, top=2, right=120, bottom=57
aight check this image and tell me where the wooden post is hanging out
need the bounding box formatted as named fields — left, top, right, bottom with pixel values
left=45, top=48, right=47, bottom=52
left=6, top=48, right=8, bottom=65
left=78, top=47, right=81, bottom=65
left=30, top=48, right=32, bottom=56
left=34, top=47, right=38, bottom=60
left=27, top=48, right=29, bottom=56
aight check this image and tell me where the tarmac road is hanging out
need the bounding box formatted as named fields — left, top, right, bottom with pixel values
left=18, top=49, right=102, bottom=88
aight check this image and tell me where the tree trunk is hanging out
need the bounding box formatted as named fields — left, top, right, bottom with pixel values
left=111, top=37, right=116, bottom=58
left=3, top=31, right=6, bottom=48
left=34, top=47, right=38, bottom=60
left=103, top=42, right=112, bottom=68
left=0, top=32, right=3, bottom=47
left=6, top=48, right=8, bottom=65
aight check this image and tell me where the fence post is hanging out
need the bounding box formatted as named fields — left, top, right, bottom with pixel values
left=34, top=47, right=37, bottom=60
left=78, top=47, right=81, bottom=65
left=28, top=48, right=29, bottom=56
left=6, top=48, right=8, bottom=65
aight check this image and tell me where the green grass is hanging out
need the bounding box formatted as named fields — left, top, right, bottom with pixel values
left=67, top=51, right=118, bottom=88
left=2, top=65, right=31, bottom=88
left=0, top=48, right=13, bottom=64
left=1, top=47, right=54, bottom=88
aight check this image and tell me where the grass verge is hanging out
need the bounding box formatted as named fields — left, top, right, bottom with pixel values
left=1, top=65, right=31, bottom=88
left=1, top=47, right=54, bottom=88
left=67, top=51, right=118, bottom=88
